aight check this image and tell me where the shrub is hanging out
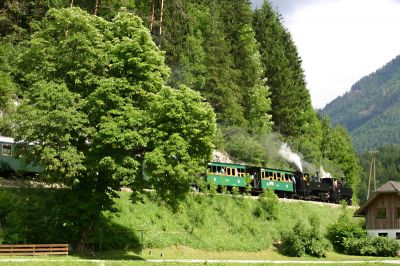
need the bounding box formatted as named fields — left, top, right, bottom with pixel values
left=307, top=238, right=328, bottom=258
left=342, top=237, right=373, bottom=255
left=280, top=229, right=305, bottom=257
left=326, top=213, right=366, bottom=253
left=372, top=237, right=399, bottom=257
left=231, top=186, right=240, bottom=196
left=342, top=236, right=399, bottom=257
left=254, top=189, right=279, bottom=220
left=280, top=220, right=327, bottom=258
left=328, top=206, right=399, bottom=257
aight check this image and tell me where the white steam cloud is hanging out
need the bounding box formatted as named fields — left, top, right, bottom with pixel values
left=320, top=166, right=333, bottom=179
left=278, top=143, right=303, bottom=172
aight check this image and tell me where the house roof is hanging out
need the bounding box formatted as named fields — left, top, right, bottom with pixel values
left=354, top=181, right=400, bottom=216
left=376, top=181, right=400, bottom=192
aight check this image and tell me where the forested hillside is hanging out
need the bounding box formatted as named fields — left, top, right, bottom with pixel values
left=322, top=55, right=400, bottom=152
left=358, top=144, right=400, bottom=203
left=0, top=0, right=362, bottom=248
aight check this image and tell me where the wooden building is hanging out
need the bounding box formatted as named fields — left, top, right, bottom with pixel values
left=355, top=181, right=400, bottom=239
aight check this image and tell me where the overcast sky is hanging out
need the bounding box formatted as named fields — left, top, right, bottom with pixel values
left=251, top=0, right=400, bottom=109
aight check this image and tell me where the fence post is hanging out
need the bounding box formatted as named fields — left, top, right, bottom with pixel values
left=99, top=229, right=103, bottom=256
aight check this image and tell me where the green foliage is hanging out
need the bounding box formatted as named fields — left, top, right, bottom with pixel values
left=0, top=42, right=19, bottom=135
left=328, top=194, right=399, bottom=257
left=254, top=189, right=279, bottom=220
left=280, top=218, right=328, bottom=258
left=358, top=144, right=400, bottom=203
left=0, top=0, right=49, bottom=42
left=342, top=236, right=399, bottom=257
left=224, top=130, right=267, bottom=165
left=12, top=7, right=216, bottom=248
left=0, top=187, right=348, bottom=252
left=216, top=127, right=294, bottom=170
left=158, top=0, right=272, bottom=133
left=320, top=116, right=361, bottom=200
left=231, top=186, right=240, bottom=196
left=326, top=207, right=367, bottom=253
left=253, top=1, right=322, bottom=162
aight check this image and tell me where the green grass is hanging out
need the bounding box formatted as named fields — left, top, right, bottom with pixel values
left=0, top=188, right=373, bottom=263
left=96, top=191, right=359, bottom=253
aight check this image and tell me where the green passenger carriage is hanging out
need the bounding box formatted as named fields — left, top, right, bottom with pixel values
left=259, top=168, right=294, bottom=192
left=207, top=162, right=248, bottom=188
left=0, top=136, right=42, bottom=175
left=207, top=162, right=295, bottom=195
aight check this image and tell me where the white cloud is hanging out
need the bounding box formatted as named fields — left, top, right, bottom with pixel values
left=279, top=0, right=400, bottom=109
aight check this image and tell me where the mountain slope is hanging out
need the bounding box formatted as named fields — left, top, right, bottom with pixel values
left=321, top=55, right=400, bottom=152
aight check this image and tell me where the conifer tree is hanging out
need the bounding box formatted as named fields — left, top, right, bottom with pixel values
left=253, top=1, right=322, bottom=161
left=219, top=0, right=272, bottom=134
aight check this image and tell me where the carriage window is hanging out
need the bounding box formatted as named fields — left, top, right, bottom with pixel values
left=376, top=208, right=387, bottom=219
left=239, top=169, right=244, bottom=177
left=396, top=208, right=400, bottom=218
left=227, top=168, right=231, bottom=176
left=378, top=232, right=388, bottom=237
left=2, top=144, right=12, bottom=156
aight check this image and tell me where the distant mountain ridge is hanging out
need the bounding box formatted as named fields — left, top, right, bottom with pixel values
left=321, top=54, right=400, bottom=152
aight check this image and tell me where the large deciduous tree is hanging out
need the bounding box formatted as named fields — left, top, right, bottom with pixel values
left=321, top=116, right=361, bottom=200
left=13, top=7, right=215, bottom=249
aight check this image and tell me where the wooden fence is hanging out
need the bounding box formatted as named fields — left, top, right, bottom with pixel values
left=0, top=244, right=68, bottom=256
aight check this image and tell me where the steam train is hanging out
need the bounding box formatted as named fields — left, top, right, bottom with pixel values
left=207, top=162, right=353, bottom=205
left=0, top=135, right=352, bottom=204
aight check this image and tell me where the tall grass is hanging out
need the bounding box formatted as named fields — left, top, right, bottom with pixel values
left=99, top=192, right=353, bottom=251
left=0, top=187, right=358, bottom=252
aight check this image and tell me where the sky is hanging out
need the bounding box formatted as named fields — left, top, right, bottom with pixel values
left=251, top=0, right=400, bottom=109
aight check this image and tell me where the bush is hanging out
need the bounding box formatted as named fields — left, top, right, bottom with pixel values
left=342, top=237, right=373, bottom=255
left=280, top=220, right=327, bottom=258
left=254, top=189, right=279, bottom=220
left=326, top=212, right=366, bottom=253
left=280, top=229, right=305, bottom=257
left=328, top=206, right=399, bottom=257
left=342, top=236, right=399, bottom=257
left=305, top=237, right=328, bottom=258
left=372, top=237, right=399, bottom=257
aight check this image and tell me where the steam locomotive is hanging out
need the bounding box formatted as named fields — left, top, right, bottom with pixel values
left=207, top=161, right=353, bottom=205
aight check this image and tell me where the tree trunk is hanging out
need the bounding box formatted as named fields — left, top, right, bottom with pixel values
left=159, top=0, right=164, bottom=47
left=94, top=0, right=100, bottom=15
left=150, top=0, right=156, bottom=32
left=70, top=0, right=74, bottom=7
left=76, top=221, right=95, bottom=253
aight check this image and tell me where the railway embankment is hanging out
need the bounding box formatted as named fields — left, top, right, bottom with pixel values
left=0, top=185, right=359, bottom=256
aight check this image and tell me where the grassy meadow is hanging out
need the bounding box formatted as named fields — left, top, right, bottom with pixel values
left=96, top=191, right=356, bottom=253
left=0, top=187, right=368, bottom=263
